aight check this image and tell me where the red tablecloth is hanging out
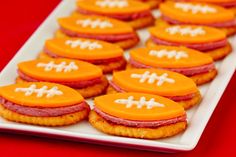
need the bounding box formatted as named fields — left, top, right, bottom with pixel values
left=0, top=0, right=236, bottom=156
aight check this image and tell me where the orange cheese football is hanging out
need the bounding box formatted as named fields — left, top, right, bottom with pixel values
left=0, top=82, right=90, bottom=126
left=89, top=92, right=187, bottom=139
left=56, top=14, right=139, bottom=49
left=128, top=46, right=217, bottom=85
left=76, top=0, right=154, bottom=29
left=16, top=58, right=108, bottom=98
left=39, top=38, right=127, bottom=74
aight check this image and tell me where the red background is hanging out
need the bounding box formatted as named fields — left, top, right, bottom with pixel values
left=0, top=0, right=236, bottom=156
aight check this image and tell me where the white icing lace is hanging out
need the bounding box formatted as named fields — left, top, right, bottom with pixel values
left=149, top=49, right=188, bottom=60
left=114, top=96, right=165, bottom=109
left=15, top=84, right=63, bottom=98
left=37, top=61, right=78, bottom=72
left=166, top=26, right=205, bottom=37
left=131, top=71, right=175, bottom=86
left=175, top=2, right=217, bottom=14
left=65, top=39, right=102, bottom=50
left=76, top=18, right=113, bottom=29
left=96, top=0, right=128, bottom=8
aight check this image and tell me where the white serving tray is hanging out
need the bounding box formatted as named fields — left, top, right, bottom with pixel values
left=0, top=0, right=236, bottom=152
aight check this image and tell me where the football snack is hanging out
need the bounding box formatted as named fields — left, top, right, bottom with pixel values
left=128, top=46, right=217, bottom=85
left=89, top=92, right=187, bottom=139
left=147, top=25, right=231, bottom=60
left=0, top=82, right=90, bottom=126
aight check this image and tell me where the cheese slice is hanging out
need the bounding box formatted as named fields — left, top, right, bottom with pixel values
left=18, top=58, right=103, bottom=82
left=130, top=46, right=213, bottom=68
left=112, top=69, right=198, bottom=96
left=160, top=1, right=234, bottom=24
left=0, top=82, right=84, bottom=107
left=44, top=38, right=124, bottom=60
left=58, top=14, right=134, bottom=35
left=77, top=0, right=150, bottom=14
left=149, top=25, right=226, bottom=44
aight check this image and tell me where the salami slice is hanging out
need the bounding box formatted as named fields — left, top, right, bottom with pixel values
left=129, top=58, right=215, bottom=76
left=151, top=36, right=227, bottom=51
left=0, top=97, right=89, bottom=117
left=60, top=27, right=138, bottom=42
left=94, top=106, right=186, bottom=128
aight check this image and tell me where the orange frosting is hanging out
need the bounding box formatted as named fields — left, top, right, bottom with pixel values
left=18, top=58, right=103, bottom=82
left=95, top=93, right=185, bottom=121
left=160, top=1, right=235, bottom=24
left=45, top=38, right=123, bottom=60
left=58, top=14, right=134, bottom=35
left=130, top=46, right=213, bottom=68
left=149, top=25, right=226, bottom=44
left=77, top=0, right=150, bottom=14
left=0, top=82, right=84, bottom=107
left=112, top=69, right=198, bottom=96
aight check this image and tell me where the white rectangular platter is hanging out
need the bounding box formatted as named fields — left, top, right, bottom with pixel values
left=0, top=0, right=236, bottom=152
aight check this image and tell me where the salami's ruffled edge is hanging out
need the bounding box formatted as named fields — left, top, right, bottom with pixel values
left=0, top=97, right=90, bottom=117
left=94, top=106, right=187, bottom=128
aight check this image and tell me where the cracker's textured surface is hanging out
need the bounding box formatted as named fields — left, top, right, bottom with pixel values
left=89, top=110, right=187, bottom=139
left=16, top=76, right=109, bottom=99
left=0, top=104, right=89, bottom=126
left=178, top=91, right=202, bottom=109
left=127, top=15, right=154, bottom=30
left=114, top=37, right=140, bottom=50
left=106, top=85, right=201, bottom=109
left=54, top=30, right=139, bottom=50
left=205, top=43, right=232, bottom=61
left=76, top=76, right=109, bottom=98
left=100, top=58, right=127, bottom=74
left=190, top=69, right=217, bottom=85
left=126, top=64, right=217, bottom=85
left=146, top=39, right=231, bottom=61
